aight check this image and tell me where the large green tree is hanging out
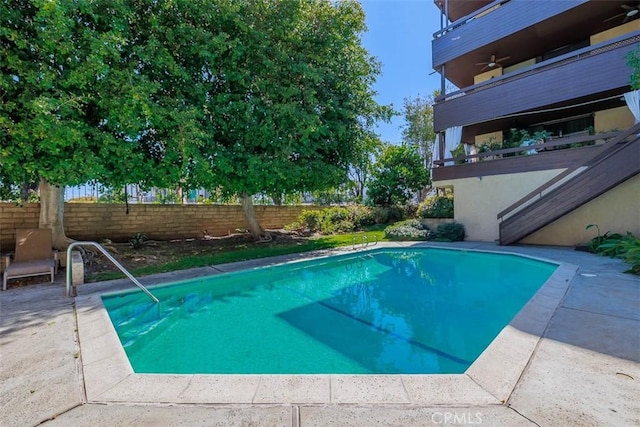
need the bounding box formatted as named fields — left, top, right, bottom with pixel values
left=191, top=0, right=390, bottom=238
left=1, top=0, right=388, bottom=245
left=367, top=143, right=429, bottom=207
left=1, top=0, right=212, bottom=247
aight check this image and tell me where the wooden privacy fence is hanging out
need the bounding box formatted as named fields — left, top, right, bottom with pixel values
left=0, top=203, right=321, bottom=248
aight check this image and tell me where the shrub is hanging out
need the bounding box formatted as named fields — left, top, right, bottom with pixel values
left=433, top=222, right=465, bottom=242
left=417, top=196, right=454, bottom=218
left=384, top=219, right=431, bottom=241
left=370, top=206, right=406, bottom=224
left=129, top=232, right=147, bottom=249
left=288, top=205, right=381, bottom=235
left=348, top=205, right=376, bottom=228
left=586, top=225, right=640, bottom=275
left=298, top=210, right=322, bottom=231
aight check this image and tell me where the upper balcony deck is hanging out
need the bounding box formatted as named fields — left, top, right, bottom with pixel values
left=432, top=0, right=634, bottom=89
left=433, top=31, right=639, bottom=132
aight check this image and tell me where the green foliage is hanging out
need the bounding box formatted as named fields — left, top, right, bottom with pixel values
left=433, top=222, right=466, bottom=242
left=263, top=192, right=303, bottom=206
left=1, top=0, right=390, bottom=234
left=367, top=144, right=430, bottom=206
left=450, top=143, right=467, bottom=164
left=370, top=206, right=405, bottom=224
left=585, top=224, right=611, bottom=252
left=1, top=0, right=205, bottom=189
left=129, top=233, right=147, bottom=250
left=295, top=210, right=322, bottom=232
left=400, top=93, right=435, bottom=169
left=289, top=206, right=378, bottom=234
left=191, top=0, right=392, bottom=202
left=586, top=225, right=640, bottom=275
left=347, top=133, right=385, bottom=203
left=477, top=137, right=503, bottom=153
left=418, top=196, right=454, bottom=218
left=311, top=188, right=353, bottom=206
left=384, top=219, right=430, bottom=241
left=478, top=129, right=551, bottom=156
left=98, top=187, right=126, bottom=204
left=322, top=207, right=357, bottom=233
left=627, top=44, right=640, bottom=90
left=156, top=189, right=182, bottom=205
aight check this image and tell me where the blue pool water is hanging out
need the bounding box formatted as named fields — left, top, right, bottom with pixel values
left=102, top=248, right=557, bottom=374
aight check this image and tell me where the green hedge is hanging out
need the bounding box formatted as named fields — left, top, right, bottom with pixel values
left=287, top=205, right=408, bottom=234
left=417, top=196, right=454, bottom=218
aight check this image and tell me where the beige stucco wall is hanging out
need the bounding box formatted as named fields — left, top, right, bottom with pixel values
left=521, top=174, right=640, bottom=246
left=435, top=169, right=562, bottom=242
left=473, top=67, right=502, bottom=84
left=503, top=58, right=536, bottom=75
left=434, top=172, right=640, bottom=245
left=590, top=20, right=639, bottom=45
left=594, top=106, right=635, bottom=133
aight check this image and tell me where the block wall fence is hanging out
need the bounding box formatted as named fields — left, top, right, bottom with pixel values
left=0, top=203, right=321, bottom=249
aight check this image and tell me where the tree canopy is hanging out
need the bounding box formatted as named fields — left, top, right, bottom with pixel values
left=400, top=93, right=436, bottom=170
left=367, top=143, right=429, bottom=207
left=1, top=0, right=389, bottom=242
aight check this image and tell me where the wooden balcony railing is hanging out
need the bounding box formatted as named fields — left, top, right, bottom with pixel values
left=434, top=32, right=639, bottom=105
left=432, top=131, right=620, bottom=168
left=433, top=0, right=508, bottom=39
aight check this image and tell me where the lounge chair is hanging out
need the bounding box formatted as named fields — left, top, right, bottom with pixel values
left=2, top=229, right=58, bottom=290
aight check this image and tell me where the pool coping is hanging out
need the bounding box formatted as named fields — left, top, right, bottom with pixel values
left=75, top=242, right=577, bottom=406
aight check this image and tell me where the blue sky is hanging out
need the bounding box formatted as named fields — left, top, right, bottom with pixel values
left=360, top=0, right=443, bottom=144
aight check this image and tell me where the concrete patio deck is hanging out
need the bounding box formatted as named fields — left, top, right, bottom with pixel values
left=1, top=242, right=638, bottom=426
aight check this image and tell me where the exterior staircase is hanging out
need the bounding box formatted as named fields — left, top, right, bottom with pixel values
left=498, top=123, right=640, bottom=245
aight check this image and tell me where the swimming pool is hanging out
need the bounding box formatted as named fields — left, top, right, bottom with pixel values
left=102, top=247, right=557, bottom=375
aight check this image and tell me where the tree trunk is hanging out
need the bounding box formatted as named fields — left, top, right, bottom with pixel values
left=20, top=181, right=38, bottom=202
left=240, top=191, right=268, bottom=240
left=39, top=178, right=73, bottom=249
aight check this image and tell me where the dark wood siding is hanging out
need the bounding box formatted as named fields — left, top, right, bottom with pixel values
left=433, top=38, right=636, bottom=132
left=432, top=0, right=586, bottom=68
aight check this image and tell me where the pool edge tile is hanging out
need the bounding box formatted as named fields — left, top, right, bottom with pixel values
left=77, top=294, right=134, bottom=401
left=98, top=374, right=193, bottom=403
left=178, top=375, right=262, bottom=403
left=330, top=375, right=411, bottom=404
left=402, top=374, right=499, bottom=405
left=253, top=375, right=331, bottom=404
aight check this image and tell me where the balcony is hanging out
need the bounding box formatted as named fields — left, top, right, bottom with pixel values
left=432, top=0, right=633, bottom=88
left=431, top=131, right=622, bottom=182
left=433, top=0, right=587, bottom=68
left=433, top=31, right=639, bottom=132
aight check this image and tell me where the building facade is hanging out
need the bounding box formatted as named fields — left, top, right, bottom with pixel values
left=430, top=0, right=640, bottom=245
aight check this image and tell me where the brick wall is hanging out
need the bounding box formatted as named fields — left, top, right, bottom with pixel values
left=0, top=203, right=320, bottom=248
left=0, top=204, right=40, bottom=250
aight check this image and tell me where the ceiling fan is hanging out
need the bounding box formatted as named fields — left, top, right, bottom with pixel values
left=603, top=2, right=640, bottom=24
left=475, top=54, right=511, bottom=72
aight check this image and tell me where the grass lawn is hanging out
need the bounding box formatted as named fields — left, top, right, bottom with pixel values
left=87, top=228, right=388, bottom=282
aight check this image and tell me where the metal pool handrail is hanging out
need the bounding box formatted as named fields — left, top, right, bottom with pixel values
left=66, top=241, right=159, bottom=303
left=352, top=235, right=378, bottom=250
